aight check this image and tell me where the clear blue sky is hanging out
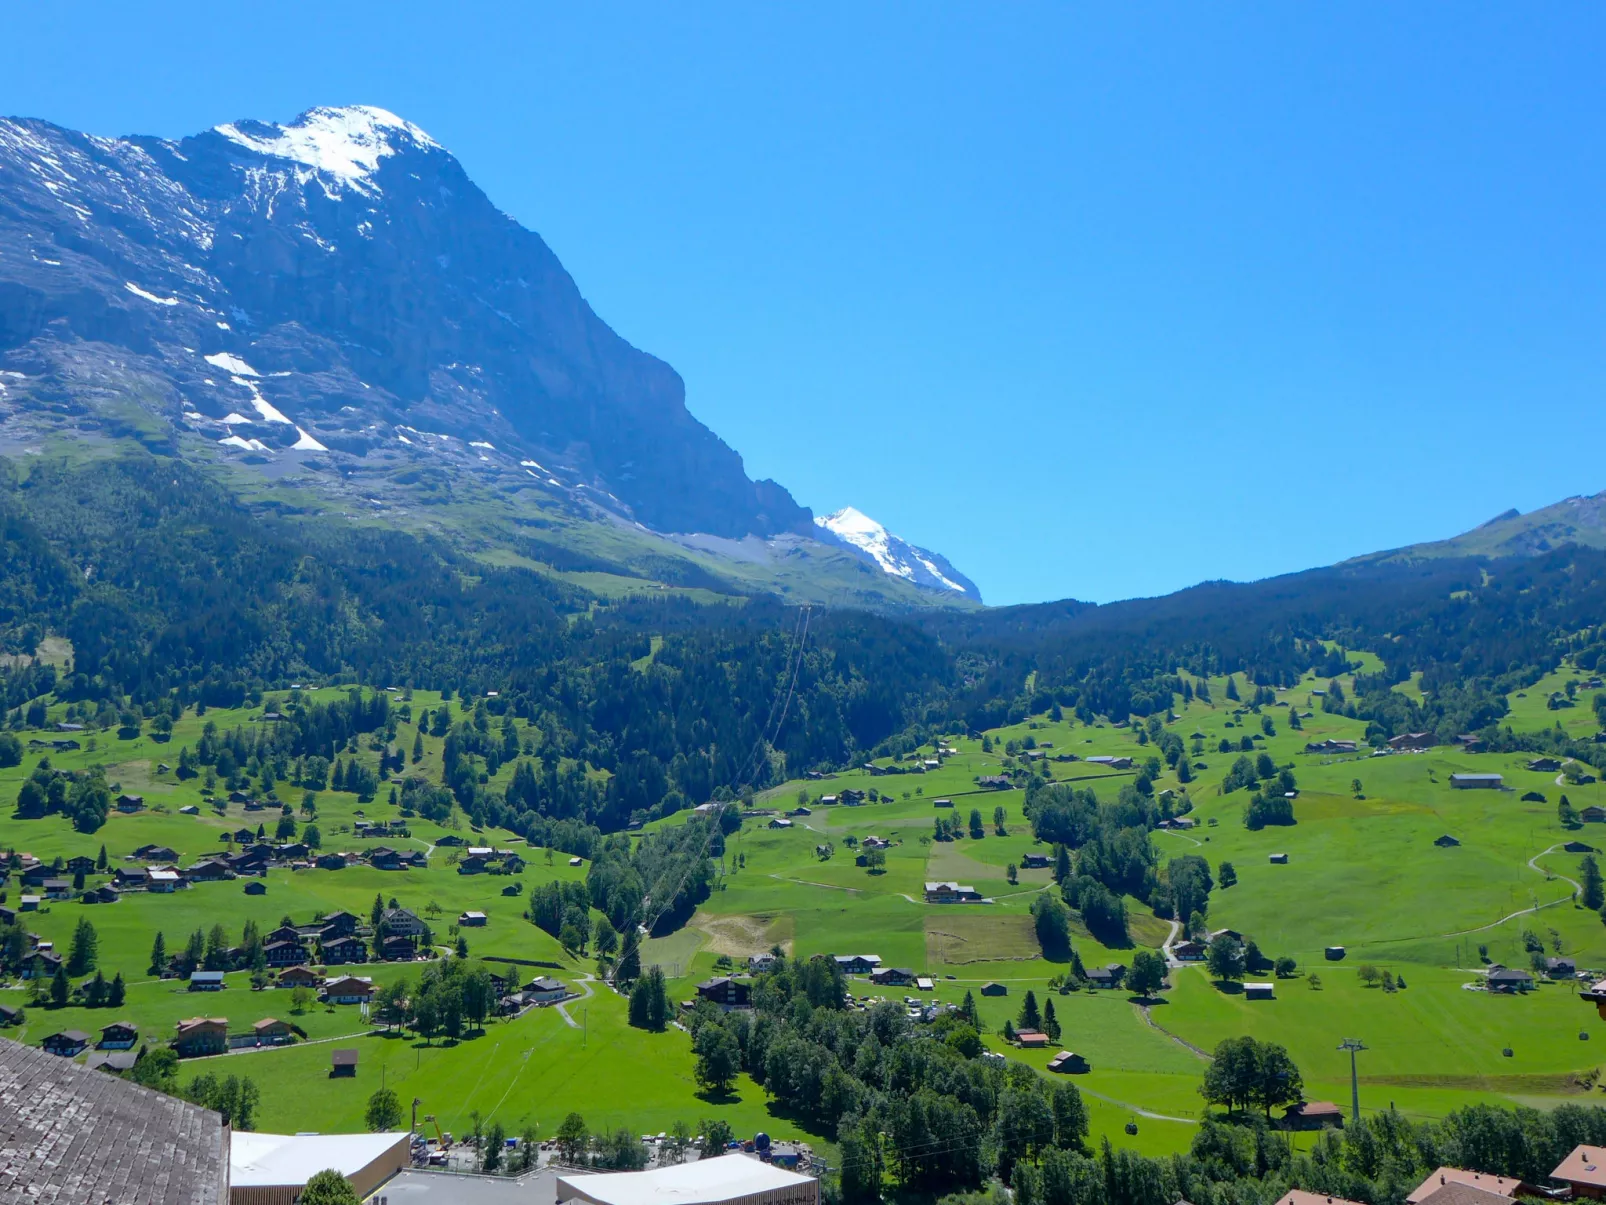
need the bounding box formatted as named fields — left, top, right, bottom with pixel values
left=5, top=4, right=1604, bottom=605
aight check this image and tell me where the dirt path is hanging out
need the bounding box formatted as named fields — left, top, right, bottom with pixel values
left=768, top=873, right=862, bottom=895
left=1161, top=919, right=1184, bottom=968
left=1135, top=995, right=1212, bottom=1062
left=1077, top=1080, right=1200, bottom=1124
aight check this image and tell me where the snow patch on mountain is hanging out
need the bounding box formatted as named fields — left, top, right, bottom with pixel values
left=214, top=106, right=440, bottom=196
left=815, top=507, right=980, bottom=601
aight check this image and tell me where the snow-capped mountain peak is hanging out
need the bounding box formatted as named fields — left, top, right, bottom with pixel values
left=815, top=507, right=980, bottom=601
left=214, top=105, right=439, bottom=195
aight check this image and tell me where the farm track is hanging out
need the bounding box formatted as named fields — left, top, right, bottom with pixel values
left=1135, top=996, right=1212, bottom=1063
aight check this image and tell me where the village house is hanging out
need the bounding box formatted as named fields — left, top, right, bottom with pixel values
left=114, top=794, right=145, bottom=813
left=1584, top=806, right=1606, bottom=824
left=521, top=976, right=569, bottom=1005
left=458, top=910, right=487, bottom=927
left=695, top=976, right=753, bottom=1010
left=320, top=934, right=368, bottom=965
left=1389, top=732, right=1436, bottom=751
left=98, top=1021, right=139, bottom=1050
left=768, top=817, right=793, bottom=829
left=147, top=868, right=183, bottom=893
left=189, top=970, right=226, bottom=992
left=1021, top=853, right=1052, bottom=869
left=249, top=1018, right=295, bottom=1046
left=65, top=855, right=96, bottom=875
left=379, top=907, right=427, bottom=937
left=977, top=776, right=1012, bottom=789
left=924, top=881, right=983, bottom=903
left=1015, top=1030, right=1049, bottom=1048
left=277, top=965, right=323, bottom=991
left=1548, top=956, right=1578, bottom=979
left=832, top=955, right=882, bottom=975
left=1551, top=1148, right=1606, bottom=1201
left=1450, top=773, right=1504, bottom=790
left=1486, top=967, right=1534, bottom=994
left=1282, top=1101, right=1344, bottom=1130
left=173, top=1017, right=228, bottom=1057
left=1173, top=940, right=1207, bottom=961
left=1408, top=1168, right=1529, bottom=1204
left=1304, top=739, right=1358, bottom=754
left=323, top=976, right=375, bottom=1005
left=132, top=844, right=179, bottom=862
left=981, top=982, right=1008, bottom=996
left=42, top=1030, right=91, bottom=1057
left=870, top=967, right=917, bottom=987
left=1085, top=964, right=1126, bottom=990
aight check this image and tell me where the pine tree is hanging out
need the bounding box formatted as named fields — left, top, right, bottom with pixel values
left=50, top=965, right=70, bottom=1007
left=1053, top=844, right=1071, bottom=884
left=1019, top=989, right=1042, bottom=1032
left=371, top=893, right=385, bottom=926
left=1225, top=675, right=1240, bottom=701
left=96, top=844, right=107, bottom=870
left=109, top=972, right=126, bottom=1007
left=67, top=918, right=98, bottom=976
left=1043, top=998, right=1060, bottom=1040
left=412, top=731, right=424, bottom=763
left=149, top=931, right=167, bottom=976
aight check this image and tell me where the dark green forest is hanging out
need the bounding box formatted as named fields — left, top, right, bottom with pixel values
left=4, top=453, right=1606, bottom=843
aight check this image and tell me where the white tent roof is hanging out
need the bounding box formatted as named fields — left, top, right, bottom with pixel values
left=230, top=1130, right=409, bottom=1187
left=560, top=1153, right=813, bottom=1205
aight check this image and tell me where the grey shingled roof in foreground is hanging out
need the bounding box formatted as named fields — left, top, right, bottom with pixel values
left=0, top=1034, right=228, bottom=1203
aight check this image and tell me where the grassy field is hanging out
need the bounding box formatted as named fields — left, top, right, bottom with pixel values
left=4, top=666, right=1606, bottom=1157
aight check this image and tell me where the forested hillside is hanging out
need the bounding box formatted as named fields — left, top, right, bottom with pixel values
left=4, top=452, right=1606, bottom=840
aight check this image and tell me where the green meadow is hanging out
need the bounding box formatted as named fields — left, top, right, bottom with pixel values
left=4, top=668, right=1606, bottom=1158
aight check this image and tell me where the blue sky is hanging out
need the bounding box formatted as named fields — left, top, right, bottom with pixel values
left=5, top=4, right=1603, bottom=605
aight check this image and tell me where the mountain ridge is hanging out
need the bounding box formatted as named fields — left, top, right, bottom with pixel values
left=0, top=104, right=978, bottom=605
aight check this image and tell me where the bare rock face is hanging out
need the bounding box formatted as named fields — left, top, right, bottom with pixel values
left=0, top=106, right=811, bottom=539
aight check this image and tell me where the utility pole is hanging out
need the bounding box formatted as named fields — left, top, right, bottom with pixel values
left=1338, top=1039, right=1367, bottom=1126
left=412, top=1097, right=423, bottom=1136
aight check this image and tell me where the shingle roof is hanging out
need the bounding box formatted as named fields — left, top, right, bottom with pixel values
left=0, top=1034, right=228, bottom=1203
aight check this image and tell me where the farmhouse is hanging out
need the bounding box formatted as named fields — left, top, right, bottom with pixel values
left=924, top=881, right=982, bottom=903
left=1084, top=964, right=1126, bottom=989
left=458, top=910, right=488, bottom=927
left=380, top=906, right=427, bottom=937
left=977, top=776, right=1012, bottom=789
left=1548, top=956, right=1578, bottom=978
left=248, top=1018, right=295, bottom=1046
left=1486, top=967, right=1534, bottom=994
left=173, top=1017, right=228, bottom=1057
left=980, top=982, right=1008, bottom=996
left=1282, top=1101, right=1344, bottom=1130
left=1389, top=732, right=1436, bottom=751
left=1304, top=739, right=1358, bottom=754
left=147, top=868, right=182, bottom=892
left=1015, top=1030, right=1049, bottom=1048
left=1021, top=853, right=1051, bottom=869
left=1086, top=755, right=1133, bottom=769
left=264, top=940, right=308, bottom=968
left=1584, top=807, right=1606, bottom=824
left=1550, top=1147, right=1606, bottom=1200
left=557, top=1151, right=819, bottom=1205
left=0, top=1035, right=229, bottom=1202
left=870, top=967, right=917, bottom=987
left=768, top=817, right=793, bottom=829
left=1528, top=758, right=1563, bottom=772
left=188, top=970, right=226, bottom=992
left=1277, top=1193, right=1367, bottom=1205
left=1173, top=940, right=1207, bottom=961
left=1047, top=1051, right=1089, bottom=1074
left=695, top=977, right=753, bottom=1009
left=1450, top=773, right=1504, bottom=790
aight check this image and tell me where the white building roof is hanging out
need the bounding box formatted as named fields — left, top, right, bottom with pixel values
left=230, top=1130, right=409, bottom=1187
left=560, top=1152, right=813, bottom=1205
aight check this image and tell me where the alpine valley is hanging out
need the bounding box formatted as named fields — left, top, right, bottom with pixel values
left=8, top=103, right=1606, bottom=1205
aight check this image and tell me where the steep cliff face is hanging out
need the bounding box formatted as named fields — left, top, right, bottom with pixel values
left=0, top=106, right=810, bottom=538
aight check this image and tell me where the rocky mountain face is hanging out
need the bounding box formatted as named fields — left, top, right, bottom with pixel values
left=0, top=105, right=810, bottom=539
left=815, top=507, right=981, bottom=601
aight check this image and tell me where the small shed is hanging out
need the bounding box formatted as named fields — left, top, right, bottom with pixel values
left=1047, top=1051, right=1090, bottom=1074
left=1244, top=982, right=1276, bottom=1000
left=980, top=982, right=1008, bottom=997
left=330, top=1048, right=359, bottom=1077
left=1268, top=853, right=1289, bottom=864
left=1324, top=946, right=1347, bottom=961
left=1434, top=835, right=1461, bottom=847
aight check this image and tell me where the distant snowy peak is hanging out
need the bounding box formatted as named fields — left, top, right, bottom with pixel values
left=214, top=105, right=440, bottom=195
left=815, top=507, right=981, bottom=601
